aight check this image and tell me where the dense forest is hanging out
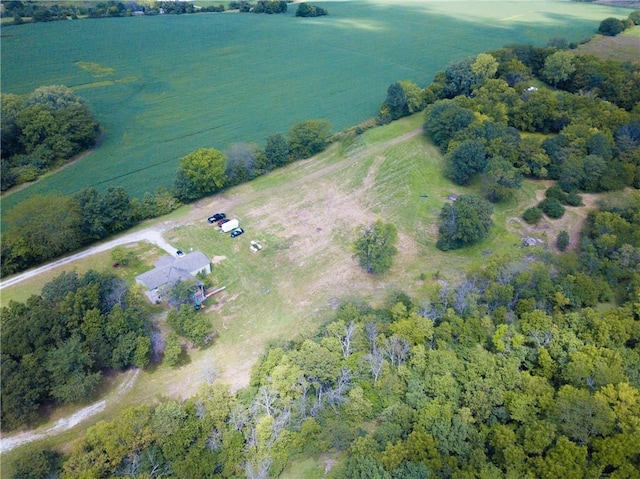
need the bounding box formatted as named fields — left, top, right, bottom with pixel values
left=4, top=10, right=640, bottom=479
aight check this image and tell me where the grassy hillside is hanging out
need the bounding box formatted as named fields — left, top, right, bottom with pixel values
left=0, top=1, right=631, bottom=217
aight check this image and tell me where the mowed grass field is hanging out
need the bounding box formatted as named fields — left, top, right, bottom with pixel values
left=1, top=113, right=571, bottom=466
left=0, top=0, right=632, bottom=217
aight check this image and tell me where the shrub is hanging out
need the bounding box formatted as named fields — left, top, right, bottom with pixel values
left=539, top=197, right=565, bottom=219
left=556, top=230, right=570, bottom=251
left=565, top=193, right=583, bottom=207
left=546, top=185, right=582, bottom=206
left=523, top=207, right=543, bottom=224
left=545, top=185, right=568, bottom=202
left=111, top=246, right=137, bottom=267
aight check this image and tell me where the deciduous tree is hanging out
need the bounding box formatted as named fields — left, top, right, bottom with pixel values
left=352, top=220, right=398, bottom=274
left=174, top=148, right=227, bottom=201
left=436, top=195, right=494, bottom=250
left=3, top=194, right=82, bottom=265
left=445, top=139, right=487, bottom=185
left=542, top=51, right=576, bottom=88
left=287, top=119, right=332, bottom=161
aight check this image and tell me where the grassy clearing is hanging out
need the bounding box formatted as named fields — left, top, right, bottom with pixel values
left=1, top=1, right=631, bottom=217
left=574, top=26, right=640, bottom=62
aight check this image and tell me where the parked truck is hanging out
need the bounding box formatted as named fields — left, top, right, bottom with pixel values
left=221, top=219, right=239, bottom=233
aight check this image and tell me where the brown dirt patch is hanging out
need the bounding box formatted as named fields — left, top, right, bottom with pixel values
left=507, top=181, right=600, bottom=253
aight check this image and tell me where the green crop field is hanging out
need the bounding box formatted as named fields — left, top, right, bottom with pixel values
left=0, top=1, right=632, bottom=217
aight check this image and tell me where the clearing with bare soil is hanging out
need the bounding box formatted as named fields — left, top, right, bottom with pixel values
left=505, top=180, right=600, bottom=253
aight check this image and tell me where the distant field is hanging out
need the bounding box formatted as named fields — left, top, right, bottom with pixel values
left=0, top=1, right=631, bottom=215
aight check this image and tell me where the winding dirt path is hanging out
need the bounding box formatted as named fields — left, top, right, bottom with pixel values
left=0, top=369, right=140, bottom=453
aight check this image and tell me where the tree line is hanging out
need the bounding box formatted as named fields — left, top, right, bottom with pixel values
left=11, top=193, right=639, bottom=476
left=0, top=118, right=332, bottom=277
left=1, top=270, right=152, bottom=432
left=1, top=85, right=101, bottom=191
left=173, top=119, right=333, bottom=202
left=1, top=1, right=225, bottom=24
left=1, top=0, right=327, bottom=25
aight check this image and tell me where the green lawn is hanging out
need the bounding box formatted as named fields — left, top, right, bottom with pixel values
left=1, top=1, right=631, bottom=218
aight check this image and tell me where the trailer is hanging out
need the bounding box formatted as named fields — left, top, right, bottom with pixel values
left=221, top=219, right=239, bottom=233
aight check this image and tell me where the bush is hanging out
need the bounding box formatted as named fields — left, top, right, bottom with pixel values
left=556, top=230, right=570, bottom=251
left=598, top=17, right=625, bottom=36
left=539, top=197, right=565, bottom=219
left=111, top=246, right=137, bottom=267
left=565, top=193, right=583, bottom=207
left=546, top=185, right=582, bottom=206
left=522, top=207, right=543, bottom=224
left=545, top=185, right=568, bottom=202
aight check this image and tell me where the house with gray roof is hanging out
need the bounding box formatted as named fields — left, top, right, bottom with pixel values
left=136, top=251, right=211, bottom=303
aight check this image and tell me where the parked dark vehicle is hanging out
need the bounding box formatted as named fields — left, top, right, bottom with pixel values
left=230, top=228, right=244, bottom=238
left=208, top=212, right=226, bottom=223
left=218, top=218, right=230, bottom=227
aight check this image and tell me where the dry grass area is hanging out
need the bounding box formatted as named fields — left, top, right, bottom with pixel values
left=574, top=28, right=640, bottom=63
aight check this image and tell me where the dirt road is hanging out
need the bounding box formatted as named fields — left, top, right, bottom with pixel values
left=0, top=369, right=140, bottom=454
left=0, top=228, right=178, bottom=291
